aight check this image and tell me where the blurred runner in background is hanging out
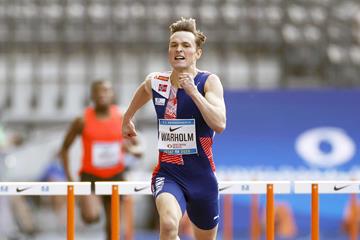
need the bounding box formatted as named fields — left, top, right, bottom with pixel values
left=60, top=80, right=142, bottom=240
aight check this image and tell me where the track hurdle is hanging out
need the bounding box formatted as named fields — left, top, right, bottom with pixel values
left=96, top=181, right=151, bottom=240
left=96, top=180, right=291, bottom=240
left=218, top=181, right=291, bottom=240
left=294, top=181, right=360, bottom=240
left=0, top=182, right=91, bottom=240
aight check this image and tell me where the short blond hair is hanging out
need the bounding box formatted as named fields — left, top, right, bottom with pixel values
left=169, top=18, right=206, bottom=48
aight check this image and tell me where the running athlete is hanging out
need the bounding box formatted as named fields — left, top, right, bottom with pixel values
left=60, top=80, right=141, bottom=240
left=122, top=18, right=226, bottom=240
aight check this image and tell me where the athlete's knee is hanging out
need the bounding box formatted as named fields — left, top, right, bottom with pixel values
left=81, top=212, right=100, bottom=224
left=161, top=217, right=178, bottom=234
left=193, top=225, right=218, bottom=240
left=196, top=236, right=216, bottom=240
left=160, top=212, right=180, bottom=237
left=193, top=231, right=217, bottom=240
left=196, top=237, right=215, bottom=240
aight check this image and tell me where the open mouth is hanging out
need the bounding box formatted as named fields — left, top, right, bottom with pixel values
left=175, top=56, right=185, bottom=60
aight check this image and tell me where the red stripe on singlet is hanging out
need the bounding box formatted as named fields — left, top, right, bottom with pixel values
left=159, top=151, right=184, bottom=165
left=200, top=137, right=216, bottom=172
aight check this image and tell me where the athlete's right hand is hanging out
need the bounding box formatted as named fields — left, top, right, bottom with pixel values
left=122, top=120, right=137, bottom=138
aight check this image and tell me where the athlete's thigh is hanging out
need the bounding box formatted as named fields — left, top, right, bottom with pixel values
left=186, top=174, right=219, bottom=231
left=79, top=194, right=102, bottom=218
left=155, top=193, right=183, bottom=222
left=79, top=172, right=104, bottom=217
left=152, top=176, right=186, bottom=219
left=186, top=196, right=219, bottom=231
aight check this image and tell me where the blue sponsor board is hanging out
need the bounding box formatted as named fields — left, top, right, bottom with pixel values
left=214, top=89, right=360, bottom=171
left=214, top=89, right=360, bottom=238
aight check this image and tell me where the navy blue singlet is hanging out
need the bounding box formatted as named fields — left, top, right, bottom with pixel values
left=150, top=71, right=219, bottom=230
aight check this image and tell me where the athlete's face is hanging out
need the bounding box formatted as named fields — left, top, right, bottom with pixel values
left=91, top=82, right=114, bottom=108
left=168, top=31, right=202, bottom=71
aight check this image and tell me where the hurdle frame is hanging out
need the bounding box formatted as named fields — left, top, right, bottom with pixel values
left=294, top=180, right=360, bottom=240
left=96, top=180, right=291, bottom=240
left=1, top=180, right=357, bottom=239
left=0, top=182, right=91, bottom=240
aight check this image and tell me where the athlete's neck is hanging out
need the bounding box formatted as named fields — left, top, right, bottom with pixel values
left=94, top=105, right=111, bottom=119
left=170, top=67, right=198, bottom=88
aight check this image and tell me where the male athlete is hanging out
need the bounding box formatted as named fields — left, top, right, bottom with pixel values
left=60, top=80, right=141, bottom=240
left=122, top=18, right=226, bottom=240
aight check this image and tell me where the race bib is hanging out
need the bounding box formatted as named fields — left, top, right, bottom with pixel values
left=92, top=142, right=121, bottom=168
left=158, top=119, right=197, bottom=155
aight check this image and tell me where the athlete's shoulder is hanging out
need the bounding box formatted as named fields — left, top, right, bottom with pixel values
left=207, top=73, right=220, bottom=81
left=198, top=70, right=218, bottom=79
left=110, top=104, right=123, bottom=117
left=198, top=69, right=212, bottom=75
left=147, top=71, right=172, bottom=98
left=146, top=71, right=171, bottom=82
left=110, top=104, right=121, bottom=111
left=70, top=116, right=84, bottom=134
left=82, top=106, right=94, bottom=119
left=204, top=73, right=224, bottom=94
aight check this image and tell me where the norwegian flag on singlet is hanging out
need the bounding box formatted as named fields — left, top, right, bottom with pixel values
left=158, top=84, right=168, bottom=92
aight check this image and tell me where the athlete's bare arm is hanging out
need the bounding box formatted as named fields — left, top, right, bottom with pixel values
left=179, top=73, right=226, bottom=133
left=122, top=76, right=152, bottom=138
left=59, top=117, right=84, bottom=181
left=123, top=136, right=143, bottom=158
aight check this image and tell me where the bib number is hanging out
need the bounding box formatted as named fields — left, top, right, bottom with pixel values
left=92, top=142, right=121, bottom=168
left=158, top=119, right=197, bottom=155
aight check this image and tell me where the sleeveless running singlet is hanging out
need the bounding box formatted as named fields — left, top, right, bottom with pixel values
left=150, top=71, right=219, bottom=230
left=80, top=105, right=125, bottom=178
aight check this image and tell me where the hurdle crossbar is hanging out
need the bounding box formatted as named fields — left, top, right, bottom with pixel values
left=0, top=182, right=91, bottom=240
left=294, top=181, right=360, bottom=240
left=294, top=181, right=360, bottom=194
left=218, top=180, right=291, bottom=195
left=95, top=180, right=291, bottom=195
left=1, top=181, right=358, bottom=239
left=0, top=182, right=91, bottom=195
left=96, top=180, right=291, bottom=240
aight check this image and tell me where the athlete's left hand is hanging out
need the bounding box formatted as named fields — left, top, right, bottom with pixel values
left=122, top=119, right=137, bottom=138
left=178, top=73, right=198, bottom=97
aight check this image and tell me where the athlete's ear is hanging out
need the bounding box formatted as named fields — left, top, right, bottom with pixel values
left=196, top=48, right=202, bottom=60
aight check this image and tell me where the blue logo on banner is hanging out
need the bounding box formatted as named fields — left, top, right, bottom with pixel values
left=0, top=186, right=8, bottom=192
left=41, top=186, right=49, bottom=192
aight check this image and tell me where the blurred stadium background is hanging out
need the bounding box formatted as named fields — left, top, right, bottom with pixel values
left=0, top=0, right=359, bottom=239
